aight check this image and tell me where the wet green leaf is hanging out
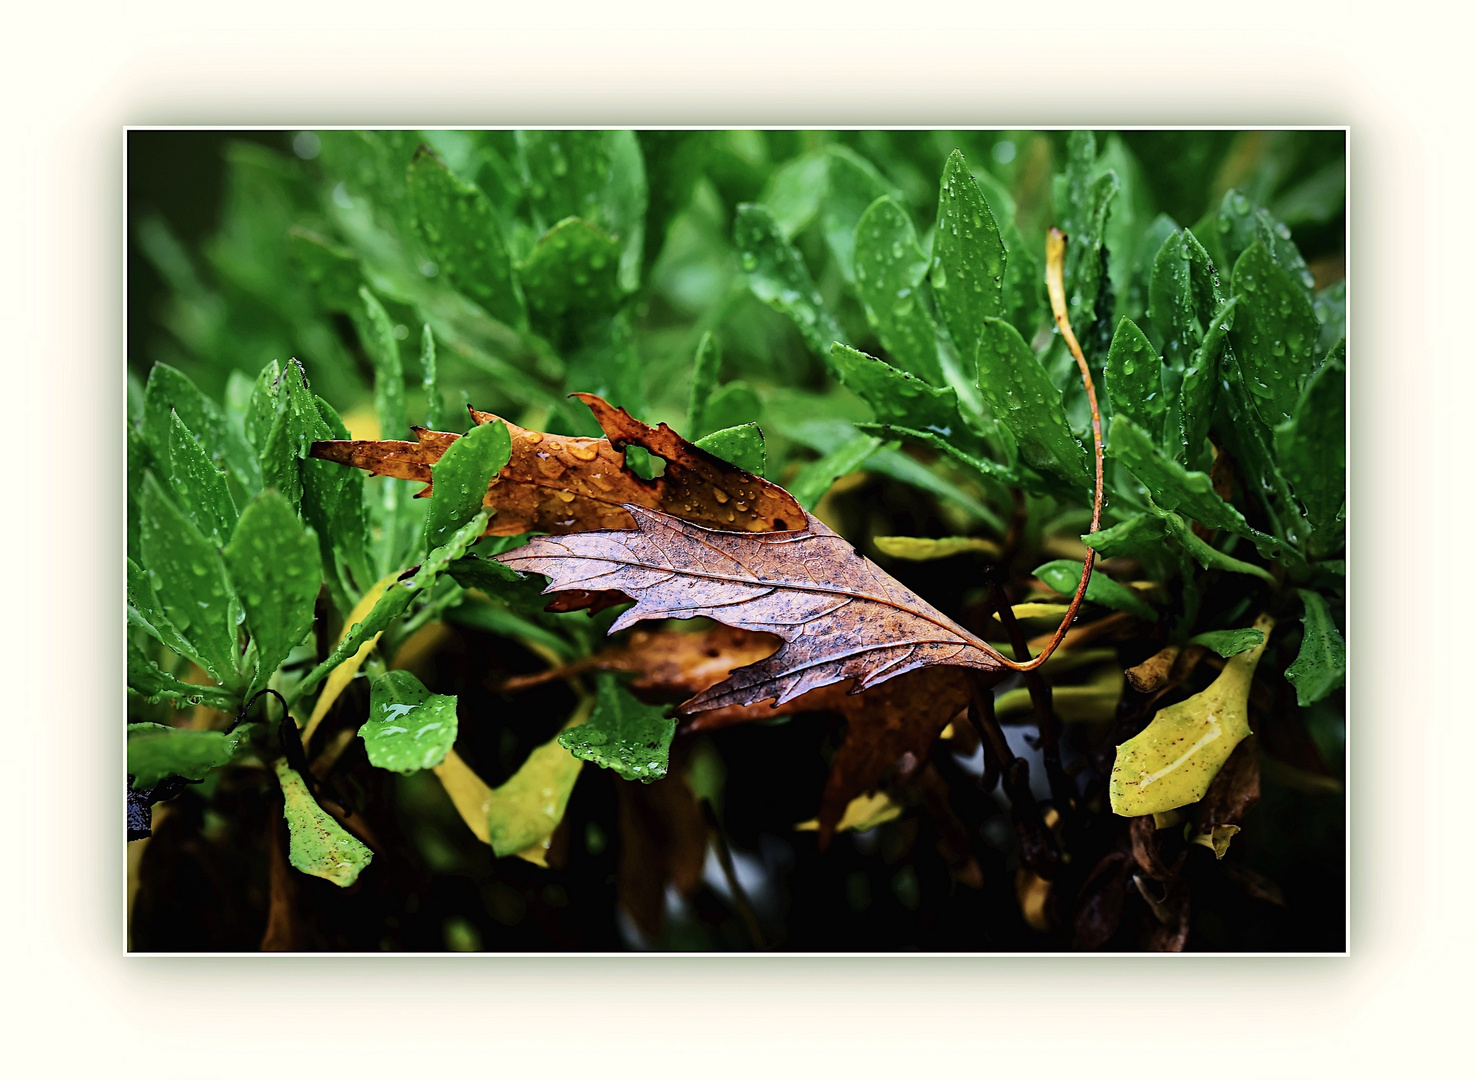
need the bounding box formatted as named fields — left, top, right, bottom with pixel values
left=1110, top=616, right=1272, bottom=815
left=930, top=149, right=1006, bottom=355
left=128, top=723, right=251, bottom=788
left=1055, top=131, right=1119, bottom=351
left=223, top=490, right=321, bottom=687
left=735, top=203, right=845, bottom=362
left=1275, top=341, right=1345, bottom=544
left=1286, top=588, right=1345, bottom=705
left=1155, top=508, right=1276, bottom=584
left=1190, top=628, right=1266, bottom=657
left=127, top=640, right=237, bottom=709
left=424, top=417, right=511, bottom=550
left=408, top=148, right=526, bottom=328
left=143, top=362, right=260, bottom=492
left=789, top=432, right=884, bottom=509
left=976, top=317, right=1091, bottom=491
left=420, top=325, right=443, bottom=431
left=243, top=359, right=282, bottom=455
left=275, top=758, right=374, bottom=887
left=1229, top=240, right=1320, bottom=428
left=517, top=217, right=624, bottom=333
left=760, top=151, right=828, bottom=238
left=358, top=286, right=407, bottom=439
left=831, top=342, right=984, bottom=457
left=687, top=331, right=721, bottom=436
left=1081, top=514, right=1167, bottom=561
left=1034, top=559, right=1157, bottom=621
left=1314, top=279, right=1345, bottom=357
left=695, top=423, right=766, bottom=477
left=166, top=410, right=238, bottom=547
left=822, top=146, right=892, bottom=282
left=1105, top=317, right=1166, bottom=440
left=361, top=670, right=458, bottom=774
left=138, top=474, right=242, bottom=688
left=853, top=196, right=942, bottom=384
left=1178, top=296, right=1237, bottom=467
left=558, top=675, right=676, bottom=783
left=1148, top=229, right=1199, bottom=371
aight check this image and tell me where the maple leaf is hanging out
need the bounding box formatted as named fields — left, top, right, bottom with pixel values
left=309, top=392, right=803, bottom=536
left=497, top=504, right=1007, bottom=714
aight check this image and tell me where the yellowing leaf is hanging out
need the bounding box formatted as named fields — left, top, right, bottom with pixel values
left=873, top=535, right=1001, bottom=561
left=301, top=572, right=398, bottom=746
left=796, top=790, right=902, bottom=834
left=431, top=747, right=493, bottom=845
left=274, top=759, right=373, bottom=887
left=1110, top=614, right=1274, bottom=816
left=995, top=665, right=1124, bottom=723
left=1011, top=602, right=1072, bottom=619
left=1192, top=824, right=1241, bottom=859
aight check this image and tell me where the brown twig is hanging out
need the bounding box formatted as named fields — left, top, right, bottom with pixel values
left=990, top=582, right=1074, bottom=814
left=968, top=674, right=1059, bottom=877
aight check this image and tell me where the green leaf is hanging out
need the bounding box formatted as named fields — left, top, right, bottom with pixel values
left=420, top=324, right=443, bottom=431
left=1105, top=317, right=1166, bottom=440
left=852, top=196, right=942, bottom=384
left=138, top=474, right=242, bottom=687
left=128, top=723, right=251, bottom=788
left=687, top=331, right=721, bottom=435
left=408, top=148, right=526, bottom=328
left=358, top=286, right=407, bottom=439
left=1190, top=628, right=1266, bottom=657
left=127, top=641, right=238, bottom=710
left=1286, top=589, right=1345, bottom=705
left=445, top=554, right=552, bottom=613
left=788, top=432, right=883, bottom=509
left=165, top=410, right=238, bottom=548
left=735, top=203, right=845, bottom=362
left=143, top=363, right=260, bottom=492
left=127, top=556, right=199, bottom=665
left=275, top=758, right=373, bottom=887
left=1110, top=416, right=1264, bottom=545
left=243, top=359, right=282, bottom=455
left=930, top=149, right=1007, bottom=355
left=424, top=418, right=511, bottom=550
left=223, top=490, right=322, bottom=687
left=1055, top=131, right=1119, bottom=351
left=695, top=423, right=766, bottom=477
left=519, top=130, right=646, bottom=290
left=1275, top=341, right=1345, bottom=541
left=517, top=217, right=624, bottom=333
left=976, top=317, right=1091, bottom=491
left=1156, top=508, right=1277, bottom=585
left=760, top=151, right=828, bottom=239
left=1033, top=559, right=1157, bottom=621
left=1081, top=514, right=1167, bottom=561
left=1215, top=190, right=1315, bottom=303
left=1178, top=295, right=1237, bottom=467
left=292, top=510, right=492, bottom=704
left=831, top=342, right=984, bottom=457
left=558, top=676, right=676, bottom=783
left=1314, top=279, right=1345, bottom=357
left=822, top=145, right=892, bottom=282
left=361, top=670, right=458, bottom=774
left=1148, top=230, right=1199, bottom=372
left=1228, top=240, right=1320, bottom=427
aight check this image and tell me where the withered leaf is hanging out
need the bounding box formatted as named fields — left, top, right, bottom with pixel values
left=497, top=505, right=1005, bottom=713
left=310, top=392, right=803, bottom=537
left=1072, top=851, right=1131, bottom=950
left=616, top=775, right=709, bottom=941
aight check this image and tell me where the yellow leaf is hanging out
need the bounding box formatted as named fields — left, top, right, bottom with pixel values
left=873, top=535, right=1001, bottom=561
left=1110, top=614, right=1274, bottom=816
left=431, top=696, right=592, bottom=859
left=995, top=665, right=1124, bottom=723
left=300, top=572, right=398, bottom=747
left=1192, top=824, right=1241, bottom=859
left=1011, top=602, right=1072, bottom=619
left=795, top=790, right=902, bottom=834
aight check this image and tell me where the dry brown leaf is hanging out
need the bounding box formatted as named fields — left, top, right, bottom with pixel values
left=498, top=504, right=1005, bottom=712
left=310, top=392, right=804, bottom=536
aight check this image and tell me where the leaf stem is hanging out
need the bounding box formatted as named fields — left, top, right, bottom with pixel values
left=993, top=227, right=1105, bottom=674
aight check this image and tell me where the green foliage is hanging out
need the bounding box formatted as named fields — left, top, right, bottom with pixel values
left=127, top=128, right=1345, bottom=949
left=361, top=670, right=458, bottom=773
left=558, top=676, right=677, bottom=783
